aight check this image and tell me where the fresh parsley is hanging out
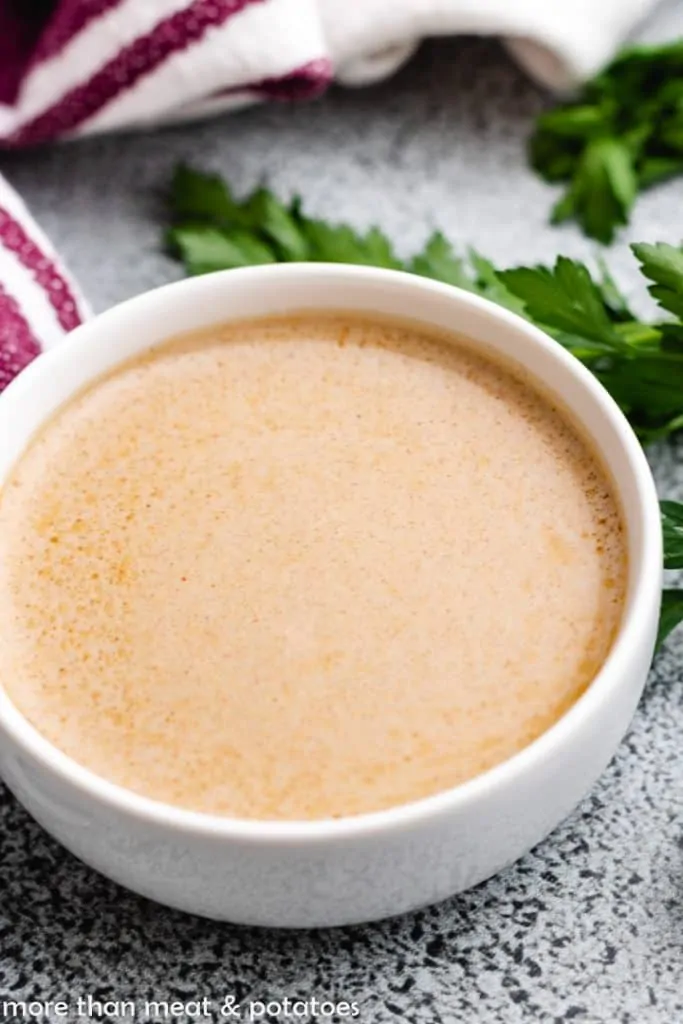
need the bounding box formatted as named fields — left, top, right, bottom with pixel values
left=530, top=40, right=683, bottom=242
left=165, top=165, right=683, bottom=647
left=662, top=500, right=683, bottom=569
left=659, top=590, right=683, bottom=648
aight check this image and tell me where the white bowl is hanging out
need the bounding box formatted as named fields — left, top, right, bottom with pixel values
left=0, top=264, right=662, bottom=928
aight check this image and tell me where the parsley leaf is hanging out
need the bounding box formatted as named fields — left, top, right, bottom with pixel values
left=632, top=241, right=683, bottom=319
left=168, top=225, right=276, bottom=274
left=659, top=501, right=683, bottom=646
left=657, top=589, right=683, bottom=649
left=409, top=232, right=474, bottom=288
left=550, top=138, right=637, bottom=245
left=467, top=251, right=529, bottom=316
left=170, top=164, right=248, bottom=226
left=595, top=256, right=635, bottom=321
left=246, top=188, right=310, bottom=261
left=661, top=500, right=683, bottom=569
left=498, top=257, right=620, bottom=347
left=304, top=220, right=403, bottom=267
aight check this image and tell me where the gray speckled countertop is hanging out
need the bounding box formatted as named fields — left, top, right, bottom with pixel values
left=1, top=31, right=683, bottom=1024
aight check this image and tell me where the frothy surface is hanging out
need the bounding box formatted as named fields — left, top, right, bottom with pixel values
left=0, top=315, right=626, bottom=819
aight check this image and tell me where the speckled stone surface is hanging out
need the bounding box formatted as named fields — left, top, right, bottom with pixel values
left=1, top=31, right=683, bottom=1024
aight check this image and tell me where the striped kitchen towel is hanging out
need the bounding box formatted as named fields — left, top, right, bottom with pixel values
left=0, top=0, right=662, bottom=385
left=0, top=175, right=88, bottom=389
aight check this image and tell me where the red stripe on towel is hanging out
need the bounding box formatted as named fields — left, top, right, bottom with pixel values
left=250, top=58, right=333, bottom=100
left=209, top=57, right=333, bottom=106
left=10, top=0, right=266, bottom=146
left=32, top=0, right=128, bottom=65
left=0, top=283, right=42, bottom=389
left=0, top=205, right=83, bottom=331
left=0, top=1, right=50, bottom=104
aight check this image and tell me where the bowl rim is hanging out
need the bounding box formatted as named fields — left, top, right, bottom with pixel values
left=0, top=262, right=663, bottom=844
